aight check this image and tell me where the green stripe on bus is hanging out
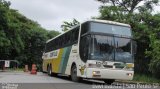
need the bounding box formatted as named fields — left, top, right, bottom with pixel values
left=61, top=46, right=72, bottom=74
left=58, top=48, right=67, bottom=73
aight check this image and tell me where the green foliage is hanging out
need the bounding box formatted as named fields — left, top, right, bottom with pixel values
left=47, top=30, right=60, bottom=39
left=133, top=73, right=160, bottom=83
left=146, top=32, right=160, bottom=78
left=96, top=0, right=160, bottom=78
left=0, top=0, right=60, bottom=68
left=97, top=0, right=159, bottom=13
left=61, top=18, right=80, bottom=32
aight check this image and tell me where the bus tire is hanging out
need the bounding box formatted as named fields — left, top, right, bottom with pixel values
left=42, top=67, right=46, bottom=73
left=104, top=79, right=114, bottom=85
left=42, top=70, right=46, bottom=73
left=71, top=65, right=81, bottom=82
left=47, top=65, right=52, bottom=76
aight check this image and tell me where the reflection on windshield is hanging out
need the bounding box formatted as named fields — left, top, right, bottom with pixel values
left=90, top=35, right=133, bottom=63
left=115, top=38, right=132, bottom=63
left=91, top=35, right=114, bottom=61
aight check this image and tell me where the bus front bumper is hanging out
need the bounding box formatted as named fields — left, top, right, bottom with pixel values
left=85, top=68, right=134, bottom=80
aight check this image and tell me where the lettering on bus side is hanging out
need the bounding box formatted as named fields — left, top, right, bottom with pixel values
left=49, top=50, right=59, bottom=58
left=54, top=51, right=58, bottom=56
left=44, top=54, right=48, bottom=58
left=50, top=52, right=54, bottom=57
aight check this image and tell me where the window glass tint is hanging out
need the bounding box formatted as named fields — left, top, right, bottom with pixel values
left=45, top=27, right=79, bottom=52
left=90, top=35, right=114, bottom=61
left=113, top=25, right=131, bottom=36
left=90, top=22, right=131, bottom=36
left=114, top=38, right=132, bottom=63
left=91, top=23, right=112, bottom=34
left=89, top=35, right=133, bottom=63
left=115, top=38, right=131, bottom=53
left=81, top=22, right=89, bottom=35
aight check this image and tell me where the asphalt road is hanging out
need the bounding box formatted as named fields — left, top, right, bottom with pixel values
left=0, top=71, right=159, bottom=89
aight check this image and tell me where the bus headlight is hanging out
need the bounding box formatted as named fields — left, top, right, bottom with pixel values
left=92, top=71, right=101, bottom=77
left=93, top=71, right=100, bottom=75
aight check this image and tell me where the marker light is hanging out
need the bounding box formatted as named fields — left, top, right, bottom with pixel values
left=126, top=64, right=134, bottom=68
left=126, top=73, right=133, bottom=77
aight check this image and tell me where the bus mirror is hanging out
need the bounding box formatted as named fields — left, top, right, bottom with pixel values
left=80, top=36, right=89, bottom=63
left=133, top=41, right=137, bottom=54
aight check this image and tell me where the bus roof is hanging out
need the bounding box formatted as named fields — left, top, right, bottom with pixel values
left=46, top=19, right=130, bottom=43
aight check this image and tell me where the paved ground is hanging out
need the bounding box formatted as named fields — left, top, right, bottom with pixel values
left=0, top=71, right=159, bottom=89
left=0, top=71, right=73, bottom=83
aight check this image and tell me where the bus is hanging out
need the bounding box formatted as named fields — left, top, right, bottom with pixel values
left=42, top=19, right=136, bottom=84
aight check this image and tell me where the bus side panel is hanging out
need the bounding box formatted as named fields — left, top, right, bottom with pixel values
left=58, top=46, right=72, bottom=74
left=65, top=44, right=82, bottom=76
left=43, top=45, right=80, bottom=75
left=58, top=48, right=67, bottom=73
left=43, top=59, right=52, bottom=72
left=51, top=49, right=63, bottom=73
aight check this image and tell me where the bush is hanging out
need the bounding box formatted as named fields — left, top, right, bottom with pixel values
left=147, top=33, right=160, bottom=79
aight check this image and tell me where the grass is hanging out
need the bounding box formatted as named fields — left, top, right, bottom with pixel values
left=132, top=74, right=160, bottom=84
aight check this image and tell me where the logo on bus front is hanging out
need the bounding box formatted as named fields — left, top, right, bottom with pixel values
left=96, top=61, right=108, bottom=67
left=96, top=61, right=108, bottom=65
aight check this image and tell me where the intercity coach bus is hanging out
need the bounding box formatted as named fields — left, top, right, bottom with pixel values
left=42, top=19, right=136, bottom=84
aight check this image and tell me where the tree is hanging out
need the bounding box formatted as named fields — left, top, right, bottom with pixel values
left=0, top=0, right=60, bottom=70
left=61, top=18, right=80, bottom=32
left=47, top=30, right=60, bottom=39
left=96, top=0, right=159, bottom=14
left=145, top=14, right=160, bottom=78
left=0, top=0, right=12, bottom=60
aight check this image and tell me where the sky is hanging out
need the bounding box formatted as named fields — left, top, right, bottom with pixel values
left=7, top=0, right=160, bottom=32
left=7, top=0, right=101, bottom=32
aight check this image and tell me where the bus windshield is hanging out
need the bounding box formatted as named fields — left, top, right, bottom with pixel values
left=90, top=35, right=133, bottom=63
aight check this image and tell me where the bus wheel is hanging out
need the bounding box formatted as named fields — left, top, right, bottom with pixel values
left=104, top=79, right=114, bottom=85
left=47, top=65, right=52, bottom=76
left=71, top=65, right=80, bottom=82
